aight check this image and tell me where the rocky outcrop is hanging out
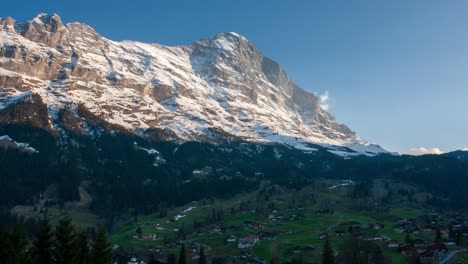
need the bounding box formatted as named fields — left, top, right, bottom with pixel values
left=0, top=94, right=49, bottom=129
left=0, top=14, right=386, bottom=155
left=21, top=13, right=69, bottom=48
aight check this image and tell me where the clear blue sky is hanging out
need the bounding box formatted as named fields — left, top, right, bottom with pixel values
left=2, top=0, right=467, bottom=153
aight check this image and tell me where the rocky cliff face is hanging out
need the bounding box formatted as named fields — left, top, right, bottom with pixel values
left=0, top=13, right=386, bottom=155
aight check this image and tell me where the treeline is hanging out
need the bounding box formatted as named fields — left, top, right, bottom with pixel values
left=1, top=120, right=468, bottom=222
left=0, top=213, right=112, bottom=264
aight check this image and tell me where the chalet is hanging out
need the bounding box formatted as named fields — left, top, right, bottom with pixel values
left=148, top=260, right=166, bottom=264
left=292, top=245, right=315, bottom=254
left=211, top=257, right=234, bottom=264
left=371, top=223, right=384, bottom=230
left=213, top=226, right=226, bottom=234
left=258, top=231, right=278, bottom=240
left=141, top=233, right=157, bottom=240
left=148, top=245, right=163, bottom=253
left=238, top=234, right=260, bottom=248
left=288, top=215, right=297, bottom=221
left=413, top=239, right=425, bottom=247
left=443, top=239, right=456, bottom=246
left=400, top=248, right=415, bottom=256
left=425, top=243, right=446, bottom=256
left=254, top=172, right=264, bottom=177
left=418, top=250, right=436, bottom=261
left=240, top=250, right=252, bottom=259
left=349, top=221, right=361, bottom=227
left=245, top=258, right=264, bottom=264
left=441, top=229, right=450, bottom=239
left=276, top=215, right=285, bottom=220
left=252, top=222, right=263, bottom=229
left=393, top=224, right=405, bottom=233
left=189, top=242, right=199, bottom=253
left=293, top=247, right=302, bottom=254
left=127, top=255, right=144, bottom=264
left=399, top=244, right=415, bottom=256
left=226, top=235, right=237, bottom=243
left=385, top=240, right=399, bottom=248
left=398, top=218, right=410, bottom=224
left=238, top=241, right=255, bottom=249
left=420, top=225, right=433, bottom=232
left=335, top=230, right=345, bottom=236
left=364, top=235, right=383, bottom=241
left=319, top=232, right=329, bottom=239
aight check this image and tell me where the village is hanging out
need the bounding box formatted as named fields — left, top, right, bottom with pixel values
left=111, top=180, right=468, bottom=264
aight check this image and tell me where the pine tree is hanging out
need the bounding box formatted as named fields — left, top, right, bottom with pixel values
left=0, top=221, right=11, bottom=263
left=55, top=212, right=76, bottom=264
left=455, top=231, right=463, bottom=246
left=449, top=224, right=456, bottom=239
left=435, top=229, right=442, bottom=243
left=178, top=244, right=187, bottom=264
left=415, top=256, right=423, bottom=264
left=75, top=230, right=91, bottom=264
left=405, top=233, right=413, bottom=245
left=167, top=253, right=177, bottom=264
left=31, top=213, right=54, bottom=264
left=198, top=246, right=206, bottom=264
left=371, top=245, right=385, bottom=264
left=136, top=226, right=142, bottom=235
left=291, top=256, right=304, bottom=264
left=92, top=226, right=112, bottom=264
left=9, top=219, right=29, bottom=264
left=322, top=238, right=334, bottom=264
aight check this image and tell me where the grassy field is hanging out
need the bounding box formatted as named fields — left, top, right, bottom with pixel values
left=453, top=251, right=468, bottom=263
left=109, top=180, right=438, bottom=263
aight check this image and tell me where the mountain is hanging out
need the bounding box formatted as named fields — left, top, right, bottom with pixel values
left=0, top=13, right=386, bottom=155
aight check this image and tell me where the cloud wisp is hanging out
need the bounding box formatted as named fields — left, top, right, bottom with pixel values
left=319, top=91, right=331, bottom=110
left=407, top=147, right=444, bottom=156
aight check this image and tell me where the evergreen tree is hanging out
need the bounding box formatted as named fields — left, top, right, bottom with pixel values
left=92, top=226, right=112, bottom=264
left=31, top=213, right=54, bottom=264
left=435, top=229, right=442, bottom=243
left=198, top=246, right=206, bottom=264
left=178, top=244, right=187, bottom=264
left=55, top=212, right=77, bottom=264
left=455, top=232, right=463, bottom=246
left=449, top=224, right=456, bottom=239
left=136, top=226, right=142, bottom=235
left=167, top=253, right=177, bottom=264
left=371, top=245, right=385, bottom=264
left=405, top=233, right=413, bottom=245
left=322, top=238, right=334, bottom=264
left=269, top=244, right=281, bottom=264
left=9, top=219, right=29, bottom=264
left=290, top=256, right=304, bottom=264
left=415, top=256, right=423, bottom=264
left=0, top=221, right=12, bottom=263
left=75, top=230, right=91, bottom=264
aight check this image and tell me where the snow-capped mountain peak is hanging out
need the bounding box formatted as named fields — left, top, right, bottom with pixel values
left=0, top=13, right=387, bottom=156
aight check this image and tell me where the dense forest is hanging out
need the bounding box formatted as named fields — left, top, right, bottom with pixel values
left=0, top=212, right=112, bottom=264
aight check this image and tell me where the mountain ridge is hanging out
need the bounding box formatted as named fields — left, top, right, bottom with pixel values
left=0, top=13, right=387, bottom=156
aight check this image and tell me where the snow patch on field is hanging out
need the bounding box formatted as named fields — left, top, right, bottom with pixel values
left=174, top=206, right=196, bottom=221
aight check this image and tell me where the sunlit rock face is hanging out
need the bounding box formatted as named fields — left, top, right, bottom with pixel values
left=0, top=14, right=386, bottom=155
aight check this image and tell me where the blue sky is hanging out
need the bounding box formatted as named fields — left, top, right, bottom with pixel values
left=2, top=0, right=467, bottom=153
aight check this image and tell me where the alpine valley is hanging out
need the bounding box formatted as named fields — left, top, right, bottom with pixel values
left=1, top=13, right=468, bottom=264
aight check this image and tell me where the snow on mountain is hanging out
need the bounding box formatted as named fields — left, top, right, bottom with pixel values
left=0, top=13, right=387, bottom=156
left=0, top=135, right=38, bottom=153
